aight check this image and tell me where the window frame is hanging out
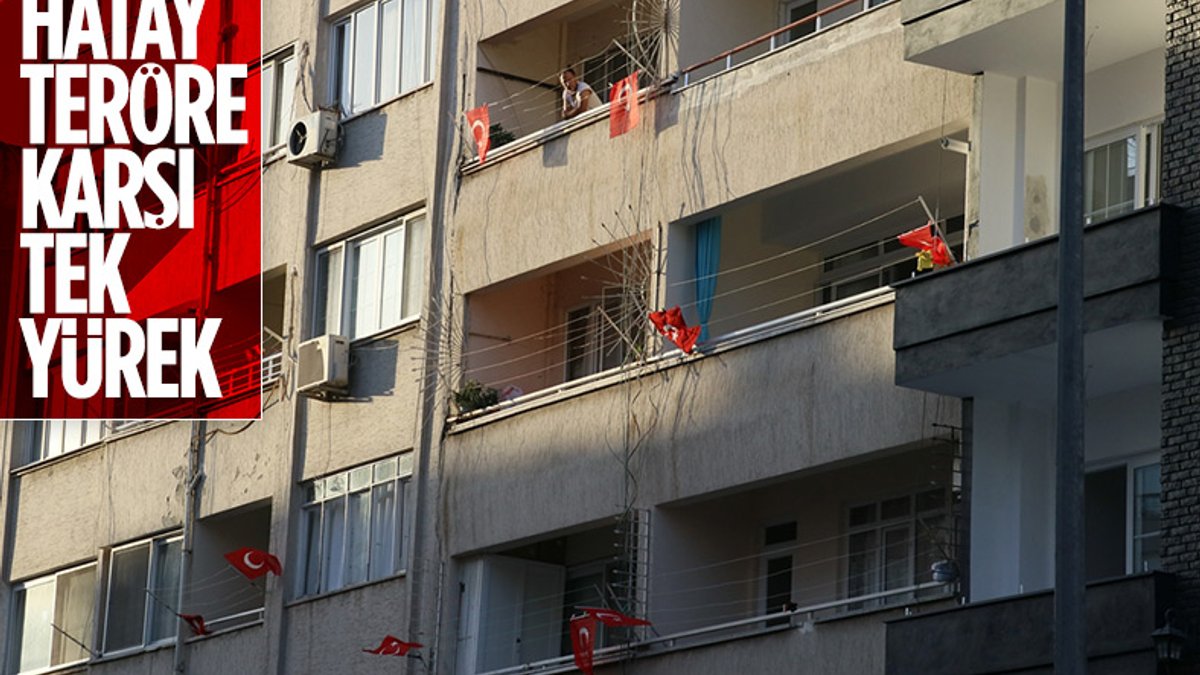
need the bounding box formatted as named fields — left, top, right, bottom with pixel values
left=262, top=46, right=298, bottom=150
left=295, top=453, right=413, bottom=599
left=8, top=562, right=99, bottom=675
left=842, top=487, right=948, bottom=604
left=329, top=0, right=433, bottom=118
left=311, top=211, right=426, bottom=341
left=1125, top=453, right=1162, bottom=574
left=99, top=534, right=183, bottom=657
left=1083, top=120, right=1162, bottom=224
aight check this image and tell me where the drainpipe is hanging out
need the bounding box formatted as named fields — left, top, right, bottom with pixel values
left=174, top=420, right=206, bottom=674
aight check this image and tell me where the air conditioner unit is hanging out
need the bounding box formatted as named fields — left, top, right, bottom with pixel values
left=297, top=334, right=349, bottom=396
left=287, top=110, right=340, bottom=167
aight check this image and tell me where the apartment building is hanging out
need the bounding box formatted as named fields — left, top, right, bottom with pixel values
left=1, top=0, right=1196, bottom=674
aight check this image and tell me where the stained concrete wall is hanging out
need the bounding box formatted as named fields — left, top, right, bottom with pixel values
left=452, top=3, right=973, bottom=294
left=282, top=576, right=412, bottom=674
left=443, top=302, right=960, bottom=556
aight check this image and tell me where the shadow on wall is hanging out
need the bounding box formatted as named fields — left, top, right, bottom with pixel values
left=333, top=111, right=388, bottom=168
left=349, top=339, right=399, bottom=398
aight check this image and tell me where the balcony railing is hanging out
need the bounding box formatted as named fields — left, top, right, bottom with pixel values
left=679, top=0, right=894, bottom=86
left=475, top=581, right=952, bottom=675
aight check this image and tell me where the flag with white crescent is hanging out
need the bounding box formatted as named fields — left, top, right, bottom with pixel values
left=223, top=546, right=283, bottom=580
left=363, top=635, right=422, bottom=656
left=609, top=71, right=640, bottom=138
left=569, top=614, right=597, bottom=675
left=580, top=606, right=652, bottom=627
left=465, top=104, right=491, bottom=163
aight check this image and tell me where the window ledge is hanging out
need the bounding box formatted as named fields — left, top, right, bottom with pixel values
left=262, top=144, right=288, bottom=167
left=336, top=81, right=435, bottom=127
left=447, top=288, right=894, bottom=434
left=90, top=638, right=175, bottom=666
left=349, top=316, right=421, bottom=347
left=11, top=420, right=175, bottom=477
left=285, top=569, right=408, bottom=609
left=185, top=615, right=265, bottom=644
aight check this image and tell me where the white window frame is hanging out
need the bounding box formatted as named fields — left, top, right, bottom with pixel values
left=100, top=534, right=182, bottom=657
left=8, top=562, right=98, bottom=675
left=1126, top=453, right=1162, bottom=574
left=1083, top=120, right=1162, bottom=224
left=562, top=286, right=640, bottom=382
left=311, top=211, right=426, bottom=341
left=329, top=0, right=433, bottom=118
left=843, top=487, right=948, bottom=603
left=24, top=420, right=152, bottom=467
left=296, top=453, right=413, bottom=599
left=262, top=46, right=297, bottom=150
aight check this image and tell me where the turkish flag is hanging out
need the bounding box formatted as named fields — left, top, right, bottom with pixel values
left=178, top=613, right=210, bottom=636
left=898, top=221, right=953, bottom=268
left=363, top=635, right=423, bottom=656
left=570, top=614, right=597, bottom=675
left=466, top=104, right=491, bottom=163
left=581, top=606, right=652, bottom=627
left=224, top=547, right=283, bottom=580
left=609, top=71, right=641, bottom=138
left=649, top=307, right=702, bottom=354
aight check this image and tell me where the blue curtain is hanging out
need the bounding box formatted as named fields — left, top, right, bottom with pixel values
left=695, top=217, right=722, bottom=342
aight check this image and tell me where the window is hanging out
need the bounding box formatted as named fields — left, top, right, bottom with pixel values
left=312, top=212, right=426, bottom=340
left=1132, top=462, right=1161, bottom=572
left=8, top=564, right=97, bottom=674
left=262, top=48, right=297, bottom=149
left=762, top=521, right=797, bottom=626
left=27, top=421, right=107, bottom=464
left=298, top=454, right=412, bottom=597
left=1084, top=123, right=1161, bottom=224
left=781, top=1, right=818, bottom=43
left=580, top=33, right=658, bottom=98
left=819, top=217, right=965, bottom=304
left=845, top=488, right=948, bottom=606
left=563, top=287, right=641, bottom=382
left=101, top=536, right=182, bottom=654
left=331, top=0, right=432, bottom=116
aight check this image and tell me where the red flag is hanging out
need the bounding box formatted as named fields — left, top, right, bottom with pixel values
left=649, top=306, right=701, bottom=354
left=466, top=104, right=491, bottom=163
left=224, top=547, right=283, bottom=580
left=580, top=606, right=652, bottom=627
left=178, top=613, right=210, bottom=636
left=363, top=635, right=423, bottom=656
left=898, top=221, right=953, bottom=269
left=570, top=614, right=597, bottom=675
left=609, top=71, right=641, bottom=138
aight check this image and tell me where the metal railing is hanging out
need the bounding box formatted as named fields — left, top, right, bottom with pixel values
left=475, top=581, right=951, bottom=675
left=679, top=0, right=884, bottom=86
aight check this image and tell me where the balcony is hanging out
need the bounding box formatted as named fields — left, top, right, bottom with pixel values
left=454, top=444, right=963, bottom=675
left=901, top=0, right=1164, bottom=79
left=885, top=572, right=1174, bottom=674
left=892, top=205, right=1179, bottom=395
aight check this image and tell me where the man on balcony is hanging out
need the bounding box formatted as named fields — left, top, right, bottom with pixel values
left=561, top=68, right=600, bottom=119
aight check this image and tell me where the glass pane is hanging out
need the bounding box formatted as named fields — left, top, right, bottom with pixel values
left=916, top=488, right=945, bottom=513
left=370, top=482, right=396, bottom=578
left=847, top=531, right=878, bottom=598
left=350, top=238, right=381, bottom=339
left=379, top=228, right=405, bottom=330
left=848, top=504, right=876, bottom=528
left=345, top=491, right=371, bottom=585
left=314, top=248, right=343, bottom=336
left=334, top=22, right=351, bottom=116
left=765, top=555, right=793, bottom=612
left=105, top=544, right=150, bottom=652
left=52, top=567, right=97, bottom=665
left=351, top=5, right=378, bottom=113
left=321, top=499, right=347, bottom=592
left=1086, top=145, right=1106, bottom=219
left=565, top=308, right=594, bottom=381
left=350, top=466, right=373, bottom=491
left=881, top=496, right=911, bottom=521
left=400, top=0, right=427, bottom=91
left=44, top=420, right=64, bottom=459
left=882, top=526, right=912, bottom=591
left=787, top=2, right=818, bottom=43
left=396, top=452, right=414, bottom=476
left=302, top=506, right=322, bottom=596
left=327, top=472, right=347, bottom=497
left=277, top=56, right=297, bottom=146
left=378, top=0, right=400, bottom=100
left=915, top=514, right=946, bottom=584
left=15, top=582, right=55, bottom=672
left=374, top=457, right=398, bottom=482
left=262, top=62, right=276, bottom=145
left=1134, top=463, right=1162, bottom=572
left=149, top=540, right=182, bottom=642
left=403, top=215, right=426, bottom=318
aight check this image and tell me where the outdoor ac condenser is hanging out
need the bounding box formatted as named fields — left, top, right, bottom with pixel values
left=286, top=110, right=340, bottom=167
left=297, top=334, right=350, bottom=396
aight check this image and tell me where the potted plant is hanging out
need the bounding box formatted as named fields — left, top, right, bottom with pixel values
left=453, top=380, right=500, bottom=414
left=918, top=517, right=960, bottom=584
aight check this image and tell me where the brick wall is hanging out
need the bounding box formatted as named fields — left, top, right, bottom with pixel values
left=1161, top=0, right=1200, bottom=667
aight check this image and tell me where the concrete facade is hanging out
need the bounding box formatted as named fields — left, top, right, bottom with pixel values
left=2, top=1, right=1196, bottom=674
